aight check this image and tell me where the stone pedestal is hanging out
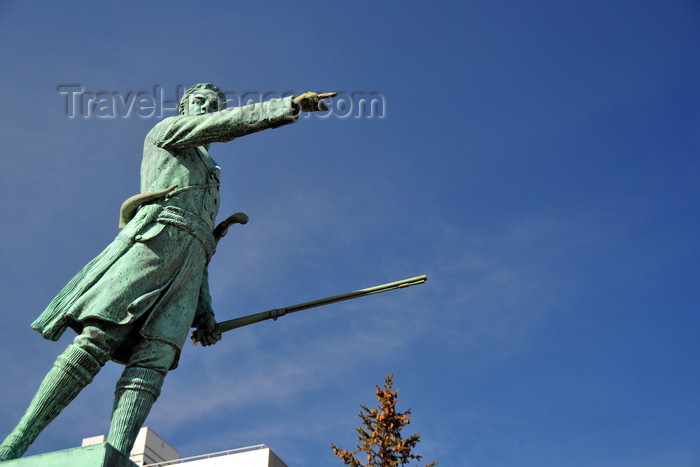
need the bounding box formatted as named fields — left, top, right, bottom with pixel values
left=1, top=442, right=137, bottom=467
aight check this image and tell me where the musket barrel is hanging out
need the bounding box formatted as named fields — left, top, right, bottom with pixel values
left=284, top=274, right=427, bottom=314
left=203, top=275, right=427, bottom=339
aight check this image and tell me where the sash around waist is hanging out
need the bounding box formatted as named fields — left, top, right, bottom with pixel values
left=131, top=204, right=217, bottom=262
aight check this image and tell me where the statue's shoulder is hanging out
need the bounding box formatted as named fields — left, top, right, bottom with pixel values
left=150, top=115, right=181, bottom=131
left=146, top=115, right=183, bottom=143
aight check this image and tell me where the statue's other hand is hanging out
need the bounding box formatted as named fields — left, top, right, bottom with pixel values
left=195, top=312, right=222, bottom=347
left=293, top=92, right=337, bottom=112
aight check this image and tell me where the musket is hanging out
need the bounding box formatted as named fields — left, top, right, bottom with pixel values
left=192, top=275, right=427, bottom=343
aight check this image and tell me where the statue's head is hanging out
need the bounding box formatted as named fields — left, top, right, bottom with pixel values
left=179, top=83, right=227, bottom=116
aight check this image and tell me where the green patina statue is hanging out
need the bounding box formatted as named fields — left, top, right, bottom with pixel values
left=0, top=84, right=333, bottom=461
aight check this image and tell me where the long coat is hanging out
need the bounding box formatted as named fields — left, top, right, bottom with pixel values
left=31, top=97, right=297, bottom=367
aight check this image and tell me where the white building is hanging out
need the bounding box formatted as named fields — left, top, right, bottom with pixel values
left=81, top=427, right=287, bottom=467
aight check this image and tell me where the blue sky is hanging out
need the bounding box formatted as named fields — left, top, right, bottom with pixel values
left=0, top=1, right=698, bottom=465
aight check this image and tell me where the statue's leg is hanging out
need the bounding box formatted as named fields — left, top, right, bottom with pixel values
left=0, top=341, right=106, bottom=460
left=106, top=367, right=164, bottom=456
left=106, top=339, right=176, bottom=456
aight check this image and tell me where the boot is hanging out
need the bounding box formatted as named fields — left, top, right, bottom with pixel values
left=0, top=345, right=103, bottom=460
left=106, top=367, right=164, bottom=456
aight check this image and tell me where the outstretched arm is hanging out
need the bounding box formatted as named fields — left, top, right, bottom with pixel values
left=148, top=92, right=336, bottom=150
left=148, top=97, right=298, bottom=150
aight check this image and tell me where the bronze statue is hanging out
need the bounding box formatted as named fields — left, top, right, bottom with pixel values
left=0, top=84, right=333, bottom=461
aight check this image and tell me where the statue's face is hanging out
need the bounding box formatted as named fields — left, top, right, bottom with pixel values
left=187, top=90, right=221, bottom=116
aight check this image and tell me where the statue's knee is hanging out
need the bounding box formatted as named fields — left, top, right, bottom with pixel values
left=115, top=367, right=165, bottom=399
left=55, top=344, right=103, bottom=385
left=72, top=322, right=121, bottom=365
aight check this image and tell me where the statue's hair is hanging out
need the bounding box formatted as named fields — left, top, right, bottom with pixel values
left=179, top=83, right=227, bottom=115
